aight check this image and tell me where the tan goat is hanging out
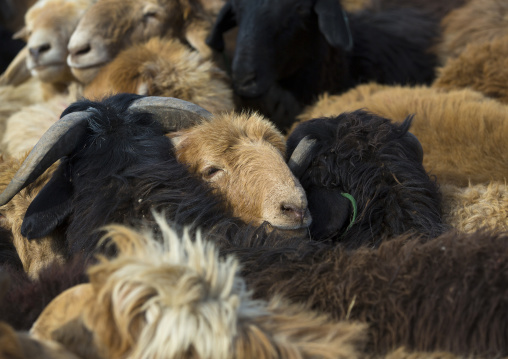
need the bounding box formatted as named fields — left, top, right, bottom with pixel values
left=68, top=0, right=218, bottom=83
left=297, top=84, right=508, bottom=187
left=31, top=215, right=367, bottom=359
left=83, top=37, right=234, bottom=114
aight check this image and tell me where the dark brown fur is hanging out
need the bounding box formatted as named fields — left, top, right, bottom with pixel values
left=223, top=230, right=508, bottom=356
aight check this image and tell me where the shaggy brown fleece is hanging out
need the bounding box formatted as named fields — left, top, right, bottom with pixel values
left=226, top=230, right=508, bottom=356
left=0, top=154, right=66, bottom=277
left=437, top=0, right=508, bottom=63
left=296, top=85, right=508, bottom=187
left=433, top=35, right=508, bottom=104
left=83, top=37, right=234, bottom=114
left=441, top=181, right=508, bottom=233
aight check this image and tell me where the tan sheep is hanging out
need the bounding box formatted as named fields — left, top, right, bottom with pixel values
left=83, top=37, right=234, bottom=114
left=437, top=0, right=508, bottom=64
left=297, top=84, right=508, bottom=187
left=441, top=182, right=508, bottom=234
left=0, top=154, right=65, bottom=277
left=433, top=35, right=508, bottom=104
left=68, top=0, right=218, bottom=83
left=1, top=0, right=95, bottom=89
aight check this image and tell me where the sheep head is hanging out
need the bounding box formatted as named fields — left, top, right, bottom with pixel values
left=207, top=0, right=353, bottom=98
left=67, top=0, right=203, bottom=84
left=169, top=112, right=312, bottom=230
left=8, top=0, right=94, bottom=84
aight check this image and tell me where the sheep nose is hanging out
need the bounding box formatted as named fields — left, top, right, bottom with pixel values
left=69, top=43, right=91, bottom=57
left=281, top=203, right=307, bottom=222
left=29, top=43, right=51, bottom=60
left=233, top=71, right=258, bottom=93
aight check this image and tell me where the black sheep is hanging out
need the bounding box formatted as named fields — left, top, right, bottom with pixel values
left=0, top=94, right=253, bottom=260
left=286, top=110, right=445, bottom=247
left=207, top=0, right=439, bottom=130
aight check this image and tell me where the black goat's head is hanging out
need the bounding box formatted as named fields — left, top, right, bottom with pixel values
left=287, top=110, right=444, bottom=247
left=0, top=94, right=214, bottom=249
left=207, top=0, right=353, bottom=98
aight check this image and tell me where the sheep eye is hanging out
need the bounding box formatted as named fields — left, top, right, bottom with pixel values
left=202, top=167, right=223, bottom=180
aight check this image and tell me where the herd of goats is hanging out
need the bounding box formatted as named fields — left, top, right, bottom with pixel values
left=0, top=0, right=507, bottom=358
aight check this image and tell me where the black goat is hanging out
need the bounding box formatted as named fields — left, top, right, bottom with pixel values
left=207, top=0, right=439, bottom=130
left=286, top=110, right=445, bottom=248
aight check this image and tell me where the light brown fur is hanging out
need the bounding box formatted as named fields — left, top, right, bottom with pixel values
left=433, top=35, right=508, bottom=104
left=170, top=112, right=310, bottom=229
left=297, top=85, right=508, bottom=187
left=0, top=154, right=66, bottom=277
left=83, top=37, right=234, bottom=114
left=437, top=0, right=508, bottom=64
left=441, top=182, right=508, bottom=234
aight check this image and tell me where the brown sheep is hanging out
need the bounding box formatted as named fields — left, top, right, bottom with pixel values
left=440, top=181, right=508, bottom=234
left=31, top=216, right=368, bottom=359
left=437, top=0, right=508, bottom=64
left=225, top=229, right=508, bottom=356
left=68, top=0, right=218, bottom=83
left=83, top=37, right=234, bottom=114
left=296, top=85, right=508, bottom=187
left=433, top=35, right=508, bottom=104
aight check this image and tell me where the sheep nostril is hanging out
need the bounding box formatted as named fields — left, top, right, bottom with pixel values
left=29, top=43, right=51, bottom=59
left=72, top=43, right=92, bottom=57
left=281, top=204, right=306, bottom=221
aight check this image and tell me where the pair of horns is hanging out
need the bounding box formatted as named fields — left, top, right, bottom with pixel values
left=0, top=97, right=213, bottom=206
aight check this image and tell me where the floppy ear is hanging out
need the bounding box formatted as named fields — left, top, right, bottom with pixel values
left=21, top=161, right=74, bottom=240
left=206, top=2, right=236, bottom=51
left=0, top=46, right=31, bottom=86
left=314, top=0, right=353, bottom=51
left=12, top=26, right=28, bottom=41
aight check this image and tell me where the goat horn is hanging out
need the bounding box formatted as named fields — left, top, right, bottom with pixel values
left=128, top=96, right=213, bottom=132
left=288, top=136, right=318, bottom=178
left=0, top=111, right=90, bottom=206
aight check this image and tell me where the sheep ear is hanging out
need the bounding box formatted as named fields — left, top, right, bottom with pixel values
left=167, top=131, right=189, bottom=150
left=206, top=2, right=236, bottom=51
left=0, top=46, right=31, bottom=86
left=314, top=0, right=353, bottom=51
left=21, top=162, right=74, bottom=240
left=12, top=26, right=28, bottom=41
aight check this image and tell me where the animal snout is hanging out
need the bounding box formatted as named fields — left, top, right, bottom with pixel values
left=233, top=71, right=263, bottom=97
left=281, top=203, right=306, bottom=222
left=29, top=43, right=51, bottom=60
left=69, top=43, right=92, bottom=57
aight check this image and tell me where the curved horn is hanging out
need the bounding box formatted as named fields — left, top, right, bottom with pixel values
left=128, top=96, right=213, bottom=132
left=0, top=111, right=91, bottom=206
left=288, top=136, right=318, bottom=179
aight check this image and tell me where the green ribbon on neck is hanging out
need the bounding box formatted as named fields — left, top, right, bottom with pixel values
left=341, top=192, right=357, bottom=234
